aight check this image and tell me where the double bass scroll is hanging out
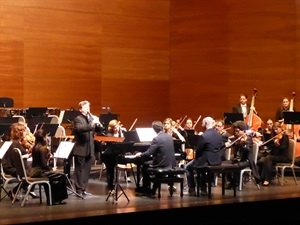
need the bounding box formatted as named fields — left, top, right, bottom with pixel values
left=244, top=88, right=262, bottom=132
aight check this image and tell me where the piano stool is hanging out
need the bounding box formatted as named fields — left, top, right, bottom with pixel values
left=147, top=167, right=186, bottom=199
left=196, top=163, right=241, bottom=199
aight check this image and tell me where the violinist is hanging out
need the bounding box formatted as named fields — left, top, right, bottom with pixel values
left=2, top=122, right=36, bottom=200
left=225, top=120, right=260, bottom=189
left=30, top=129, right=68, bottom=205
left=257, top=122, right=289, bottom=186
left=214, top=119, right=230, bottom=161
left=183, top=118, right=198, bottom=135
left=259, top=119, right=275, bottom=155
left=101, top=119, right=131, bottom=188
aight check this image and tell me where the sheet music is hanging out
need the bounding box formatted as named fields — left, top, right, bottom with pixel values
left=0, top=141, right=12, bottom=159
left=54, top=141, right=75, bottom=159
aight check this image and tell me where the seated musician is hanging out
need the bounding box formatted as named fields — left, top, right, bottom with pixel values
left=134, top=120, right=176, bottom=198
left=225, top=121, right=260, bottom=189
left=101, top=119, right=131, bottom=189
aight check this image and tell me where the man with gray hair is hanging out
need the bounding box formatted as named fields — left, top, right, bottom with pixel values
left=185, top=116, right=223, bottom=196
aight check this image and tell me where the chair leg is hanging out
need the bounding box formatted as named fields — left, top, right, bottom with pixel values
left=291, top=168, right=298, bottom=185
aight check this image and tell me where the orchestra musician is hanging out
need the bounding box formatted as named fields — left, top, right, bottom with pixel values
left=225, top=120, right=260, bottom=189
left=29, top=129, right=68, bottom=205
left=258, top=118, right=275, bottom=158
left=257, top=122, right=290, bottom=186
left=134, top=120, right=176, bottom=198
left=232, top=93, right=256, bottom=119
left=72, top=100, right=102, bottom=198
left=275, top=97, right=295, bottom=123
left=214, top=118, right=230, bottom=161
left=184, top=117, right=223, bottom=196
left=101, top=119, right=132, bottom=188
left=2, top=122, right=36, bottom=201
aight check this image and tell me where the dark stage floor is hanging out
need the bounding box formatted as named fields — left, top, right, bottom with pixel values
left=1, top=165, right=300, bottom=225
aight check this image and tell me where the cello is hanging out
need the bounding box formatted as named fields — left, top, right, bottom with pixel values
left=244, top=88, right=262, bottom=132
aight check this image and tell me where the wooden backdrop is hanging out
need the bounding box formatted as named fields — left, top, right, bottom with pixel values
left=0, top=0, right=300, bottom=132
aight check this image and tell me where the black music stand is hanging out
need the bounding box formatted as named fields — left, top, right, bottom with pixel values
left=53, top=141, right=83, bottom=199
left=27, top=116, right=52, bottom=133
left=99, top=113, right=118, bottom=131
left=26, top=107, right=48, bottom=118
left=123, top=130, right=140, bottom=142
left=0, top=124, right=12, bottom=141
left=61, top=110, right=79, bottom=123
left=283, top=112, right=300, bottom=138
left=36, top=123, right=59, bottom=137
left=0, top=117, right=20, bottom=124
left=185, top=129, right=196, bottom=136
left=224, top=113, right=244, bottom=125
left=283, top=112, right=300, bottom=125
left=105, top=142, right=134, bottom=203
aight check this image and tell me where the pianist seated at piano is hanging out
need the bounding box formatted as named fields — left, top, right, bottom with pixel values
left=134, top=120, right=177, bottom=198
left=101, top=119, right=132, bottom=188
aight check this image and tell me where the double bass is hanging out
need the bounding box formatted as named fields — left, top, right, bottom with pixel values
left=284, top=92, right=300, bottom=157
left=245, top=88, right=263, bottom=132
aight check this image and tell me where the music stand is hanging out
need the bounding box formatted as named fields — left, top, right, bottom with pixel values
left=105, top=142, right=134, bottom=203
left=26, top=107, right=48, bottom=118
left=283, top=112, right=300, bottom=125
left=0, top=124, right=12, bottom=141
left=0, top=117, right=20, bottom=124
left=27, top=116, right=52, bottom=133
left=185, top=129, right=196, bottom=136
left=123, top=130, right=140, bottom=143
left=283, top=112, right=300, bottom=139
left=99, top=113, right=118, bottom=130
left=224, top=113, right=244, bottom=125
left=61, top=110, right=79, bottom=123
left=53, top=141, right=83, bottom=199
left=36, top=123, right=59, bottom=137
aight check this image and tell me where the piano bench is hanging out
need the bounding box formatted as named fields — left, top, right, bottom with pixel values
left=147, top=168, right=186, bottom=199
left=196, top=163, right=241, bottom=199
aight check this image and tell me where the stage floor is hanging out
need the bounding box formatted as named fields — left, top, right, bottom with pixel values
left=1, top=165, right=300, bottom=225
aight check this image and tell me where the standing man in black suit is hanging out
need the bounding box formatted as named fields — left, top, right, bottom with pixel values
left=232, top=93, right=257, bottom=119
left=185, top=117, right=223, bottom=196
left=134, top=120, right=176, bottom=197
left=72, top=100, right=102, bottom=198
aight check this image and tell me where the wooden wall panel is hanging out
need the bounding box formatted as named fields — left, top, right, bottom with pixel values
left=102, top=47, right=169, bottom=80
left=101, top=79, right=169, bottom=129
left=23, top=43, right=102, bottom=109
left=1, top=0, right=300, bottom=129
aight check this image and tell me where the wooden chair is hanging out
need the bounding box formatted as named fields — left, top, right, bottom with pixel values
left=12, top=148, right=52, bottom=207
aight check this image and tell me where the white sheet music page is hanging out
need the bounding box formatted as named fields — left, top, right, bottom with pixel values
left=136, top=128, right=157, bottom=142
left=54, top=141, right=75, bottom=159
left=0, top=141, right=12, bottom=159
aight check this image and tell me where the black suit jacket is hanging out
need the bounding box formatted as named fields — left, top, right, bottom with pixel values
left=194, top=128, right=223, bottom=167
left=72, top=113, right=100, bottom=157
left=141, top=131, right=176, bottom=169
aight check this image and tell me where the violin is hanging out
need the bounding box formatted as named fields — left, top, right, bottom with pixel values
left=21, top=132, right=35, bottom=153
